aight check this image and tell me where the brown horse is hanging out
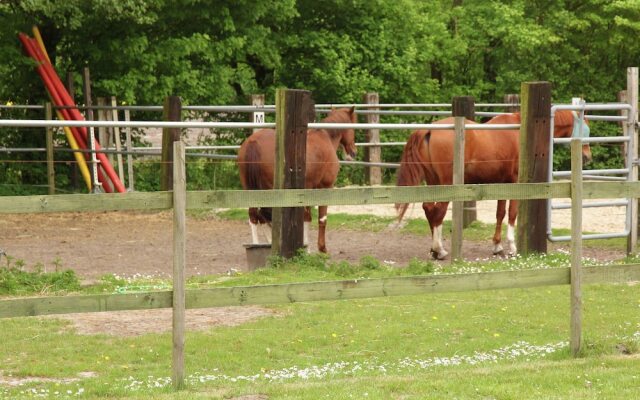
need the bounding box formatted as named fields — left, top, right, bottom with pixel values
left=238, top=107, right=357, bottom=253
left=395, top=110, right=592, bottom=259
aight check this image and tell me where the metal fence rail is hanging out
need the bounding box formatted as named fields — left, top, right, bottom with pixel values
left=547, top=102, right=636, bottom=242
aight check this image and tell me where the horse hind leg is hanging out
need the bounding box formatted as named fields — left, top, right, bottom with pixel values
left=303, top=207, right=312, bottom=252
left=248, top=207, right=272, bottom=244
left=317, top=205, right=328, bottom=253
left=424, top=202, right=449, bottom=260
left=506, top=200, right=518, bottom=256
left=493, top=200, right=507, bottom=255
left=248, top=207, right=261, bottom=244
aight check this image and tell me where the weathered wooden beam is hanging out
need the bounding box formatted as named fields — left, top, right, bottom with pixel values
left=110, top=96, right=126, bottom=186
left=4, top=181, right=640, bottom=215
left=250, top=94, right=265, bottom=134
left=570, top=138, right=584, bottom=356
left=82, top=67, right=99, bottom=192
left=2, top=264, right=639, bottom=319
left=517, top=82, right=551, bottom=255
left=364, top=92, right=382, bottom=185
left=453, top=96, right=476, bottom=228
left=504, top=94, right=520, bottom=112
left=191, top=182, right=572, bottom=209
left=627, top=67, right=639, bottom=254
left=451, top=116, right=465, bottom=261
left=0, top=192, right=172, bottom=213
left=172, top=141, right=186, bottom=389
left=45, top=102, right=55, bottom=195
left=160, top=96, right=182, bottom=191
left=271, top=89, right=314, bottom=258
left=123, top=109, right=135, bottom=191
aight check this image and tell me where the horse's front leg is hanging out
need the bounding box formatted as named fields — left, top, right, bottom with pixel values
left=317, top=205, right=328, bottom=253
left=493, top=200, right=506, bottom=255
left=423, top=202, right=449, bottom=260
left=506, top=200, right=518, bottom=256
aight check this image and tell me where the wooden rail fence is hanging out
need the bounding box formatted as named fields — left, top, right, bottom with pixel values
left=1, top=84, right=639, bottom=388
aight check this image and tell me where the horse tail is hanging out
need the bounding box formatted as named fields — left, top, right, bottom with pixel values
left=395, top=129, right=430, bottom=222
left=240, top=140, right=264, bottom=190
left=240, top=140, right=273, bottom=223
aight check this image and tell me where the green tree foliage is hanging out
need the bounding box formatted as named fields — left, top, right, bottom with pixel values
left=4, top=0, right=637, bottom=107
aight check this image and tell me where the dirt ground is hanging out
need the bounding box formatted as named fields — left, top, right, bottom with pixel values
left=0, top=201, right=628, bottom=281
left=0, top=202, right=628, bottom=337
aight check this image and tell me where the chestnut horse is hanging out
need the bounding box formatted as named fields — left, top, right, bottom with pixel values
left=395, top=110, right=592, bottom=259
left=238, top=107, right=357, bottom=253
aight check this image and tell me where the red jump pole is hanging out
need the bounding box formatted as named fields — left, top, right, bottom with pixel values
left=19, top=33, right=125, bottom=193
left=18, top=34, right=114, bottom=193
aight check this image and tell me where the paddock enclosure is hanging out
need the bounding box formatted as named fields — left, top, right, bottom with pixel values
left=1, top=71, right=639, bottom=388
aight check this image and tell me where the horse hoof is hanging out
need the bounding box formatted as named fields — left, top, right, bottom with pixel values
left=387, top=220, right=407, bottom=230
left=430, top=249, right=448, bottom=260
left=493, top=243, right=504, bottom=255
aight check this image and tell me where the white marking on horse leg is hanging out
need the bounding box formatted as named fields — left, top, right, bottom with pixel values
left=250, top=221, right=259, bottom=244
left=507, top=224, right=517, bottom=255
left=319, top=215, right=327, bottom=224
left=431, top=225, right=448, bottom=260
left=258, top=224, right=272, bottom=244
left=493, top=242, right=504, bottom=255
left=304, top=221, right=310, bottom=247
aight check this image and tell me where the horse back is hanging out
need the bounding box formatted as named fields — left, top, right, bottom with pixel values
left=465, top=126, right=520, bottom=184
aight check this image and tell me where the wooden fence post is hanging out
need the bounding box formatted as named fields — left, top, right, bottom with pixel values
left=504, top=94, right=520, bottom=112
left=110, top=96, right=125, bottom=185
left=452, top=96, right=476, bottom=228
left=96, top=97, right=113, bottom=169
left=251, top=94, right=265, bottom=134
left=45, top=102, right=55, bottom=195
left=570, top=138, right=583, bottom=356
left=618, top=90, right=629, bottom=166
left=271, top=89, right=315, bottom=259
left=161, top=96, right=182, bottom=191
left=451, top=116, right=466, bottom=261
left=124, top=109, right=135, bottom=191
left=363, top=92, right=382, bottom=185
left=627, top=67, right=639, bottom=254
left=82, top=67, right=99, bottom=193
left=172, top=141, right=186, bottom=389
left=66, top=71, right=80, bottom=190
left=517, top=82, right=551, bottom=255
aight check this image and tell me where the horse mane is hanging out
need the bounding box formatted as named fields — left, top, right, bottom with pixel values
left=395, top=129, right=430, bottom=221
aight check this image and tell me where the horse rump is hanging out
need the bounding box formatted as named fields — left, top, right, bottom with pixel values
left=394, top=130, right=431, bottom=222
left=239, top=137, right=274, bottom=225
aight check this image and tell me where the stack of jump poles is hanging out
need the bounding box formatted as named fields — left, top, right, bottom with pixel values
left=18, top=27, right=125, bottom=193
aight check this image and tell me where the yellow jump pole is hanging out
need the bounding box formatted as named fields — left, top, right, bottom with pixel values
left=33, top=26, right=92, bottom=191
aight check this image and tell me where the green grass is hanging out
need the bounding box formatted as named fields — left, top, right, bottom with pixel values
left=1, top=212, right=638, bottom=399
left=1, top=282, right=638, bottom=399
